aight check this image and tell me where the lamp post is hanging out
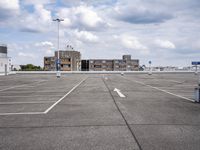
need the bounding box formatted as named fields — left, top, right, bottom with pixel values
left=53, top=18, right=64, bottom=78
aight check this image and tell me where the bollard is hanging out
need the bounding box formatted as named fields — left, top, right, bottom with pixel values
left=194, top=86, right=200, bottom=103
left=148, top=71, right=152, bottom=75
left=56, top=71, right=61, bottom=78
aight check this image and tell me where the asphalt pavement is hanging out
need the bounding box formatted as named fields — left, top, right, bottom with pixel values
left=0, top=73, right=200, bottom=150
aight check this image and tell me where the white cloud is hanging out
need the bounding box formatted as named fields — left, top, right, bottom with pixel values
left=119, top=34, right=149, bottom=55
left=20, top=4, right=52, bottom=32
left=0, top=0, right=20, bottom=20
left=113, top=3, right=173, bottom=24
left=23, top=0, right=55, bottom=5
left=18, top=52, right=36, bottom=58
left=76, top=6, right=103, bottom=28
left=58, top=5, right=108, bottom=31
left=35, top=41, right=54, bottom=55
left=155, top=39, right=176, bottom=49
left=45, top=49, right=54, bottom=55
left=1, top=0, right=200, bottom=67
left=35, top=41, right=54, bottom=47
left=0, top=0, right=19, bottom=10
left=74, top=30, right=99, bottom=43
left=191, top=40, right=200, bottom=49
left=61, top=18, right=72, bottom=27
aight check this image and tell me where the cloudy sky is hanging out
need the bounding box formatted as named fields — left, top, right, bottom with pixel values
left=0, top=0, right=200, bottom=67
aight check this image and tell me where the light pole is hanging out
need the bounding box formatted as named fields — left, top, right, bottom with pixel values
left=53, top=18, right=64, bottom=78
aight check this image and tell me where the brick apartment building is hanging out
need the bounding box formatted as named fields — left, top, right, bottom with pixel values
left=44, top=50, right=81, bottom=71
left=81, top=55, right=139, bottom=71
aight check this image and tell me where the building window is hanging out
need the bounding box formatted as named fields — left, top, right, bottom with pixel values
left=94, top=65, right=101, bottom=68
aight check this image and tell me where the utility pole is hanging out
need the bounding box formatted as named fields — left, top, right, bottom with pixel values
left=53, top=18, right=64, bottom=78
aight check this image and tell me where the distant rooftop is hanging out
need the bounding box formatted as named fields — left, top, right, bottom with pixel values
left=0, top=44, right=7, bottom=47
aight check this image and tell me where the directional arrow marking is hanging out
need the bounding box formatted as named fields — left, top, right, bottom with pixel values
left=114, top=88, right=126, bottom=98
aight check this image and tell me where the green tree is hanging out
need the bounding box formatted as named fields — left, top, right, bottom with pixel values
left=20, top=64, right=43, bottom=71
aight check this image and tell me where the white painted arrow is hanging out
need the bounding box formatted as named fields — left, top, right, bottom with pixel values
left=114, top=88, right=126, bottom=98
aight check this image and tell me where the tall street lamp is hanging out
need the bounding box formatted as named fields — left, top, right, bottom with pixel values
left=53, top=18, right=64, bottom=78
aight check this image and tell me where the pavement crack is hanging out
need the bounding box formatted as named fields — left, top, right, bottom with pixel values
left=0, top=124, right=126, bottom=129
left=102, top=77, right=143, bottom=150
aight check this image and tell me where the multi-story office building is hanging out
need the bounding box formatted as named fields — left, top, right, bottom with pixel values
left=0, top=44, right=12, bottom=74
left=44, top=48, right=81, bottom=71
left=82, top=55, right=139, bottom=71
left=43, top=56, right=56, bottom=71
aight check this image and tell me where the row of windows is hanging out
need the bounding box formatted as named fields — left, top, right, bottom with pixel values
left=45, top=58, right=71, bottom=61
left=61, top=64, right=71, bottom=68
left=91, top=65, right=137, bottom=69
left=90, top=60, right=137, bottom=64
left=61, top=58, right=71, bottom=62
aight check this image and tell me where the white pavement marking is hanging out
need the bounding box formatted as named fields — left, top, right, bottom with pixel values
left=0, top=101, right=56, bottom=105
left=0, top=80, right=46, bottom=92
left=0, top=84, right=27, bottom=92
left=114, top=88, right=126, bottom=98
left=167, top=79, right=183, bottom=84
left=0, top=91, right=68, bottom=93
left=0, top=95, right=63, bottom=98
left=154, top=78, right=183, bottom=84
left=0, top=112, right=45, bottom=116
left=123, top=77, right=195, bottom=102
left=44, top=78, right=86, bottom=113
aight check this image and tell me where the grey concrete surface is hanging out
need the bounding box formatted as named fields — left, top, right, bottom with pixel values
left=0, top=73, right=200, bottom=150
left=0, top=126, right=139, bottom=150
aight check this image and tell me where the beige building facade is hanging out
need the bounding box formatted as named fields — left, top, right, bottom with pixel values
left=44, top=50, right=81, bottom=71
left=84, top=55, right=139, bottom=71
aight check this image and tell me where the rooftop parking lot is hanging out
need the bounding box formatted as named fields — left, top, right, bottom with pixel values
left=0, top=72, right=200, bottom=150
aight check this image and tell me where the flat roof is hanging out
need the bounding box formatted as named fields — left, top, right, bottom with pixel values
left=0, top=72, right=199, bottom=149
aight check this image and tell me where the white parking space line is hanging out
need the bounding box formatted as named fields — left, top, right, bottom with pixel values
left=114, top=88, right=126, bottom=98
left=155, top=78, right=183, bottom=84
left=123, top=76, right=195, bottom=102
left=44, top=78, right=87, bottom=113
left=0, top=91, right=69, bottom=93
left=146, top=85, right=195, bottom=102
left=0, top=80, right=46, bottom=92
left=0, top=84, right=27, bottom=92
left=0, top=95, right=63, bottom=97
left=0, top=112, right=45, bottom=116
left=147, top=78, right=183, bottom=84
left=0, top=101, right=56, bottom=105
left=167, top=79, right=183, bottom=84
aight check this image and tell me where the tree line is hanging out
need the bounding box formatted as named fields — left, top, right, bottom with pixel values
left=19, top=64, right=43, bottom=71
